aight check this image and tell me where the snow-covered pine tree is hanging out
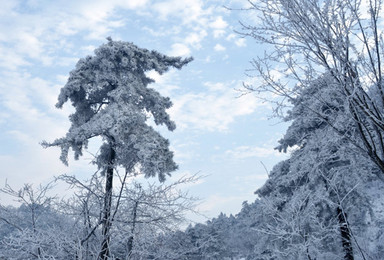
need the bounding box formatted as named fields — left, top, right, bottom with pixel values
left=254, top=74, right=384, bottom=259
left=42, top=38, right=192, bottom=259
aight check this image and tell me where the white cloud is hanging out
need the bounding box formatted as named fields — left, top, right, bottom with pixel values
left=0, top=72, right=68, bottom=133
left=0, top=0, right=154, bottom=73
left=146, top=70, right=181, bottom=97
left=17, top=32, right=44, bottom=59
left=142, top=25, right=182, bottom=37
left=116, top=0, right=149, bottom=9
left=209, top=16, right=228, bottom=30
left=169, top=81, right=264, bottom=132
left=81, top=45, right=97, bottom=54
left=153, top=0, right=209, bottom=25
left=144, top=72, right=264, bottom=133
left=145, top=1, right=212, bottom=54
left=57, top=21, right=78, bottom=36
left=226, top=33, right=236, bottom=41
left=168, top=27, right=208, bottom=57
left=169, top=43, right=191, bottom=57
left=185, top=30, right=208, bottom=49
left=204, top=82, right=226, bottom=92
left=226, top=33, right=247, bottom=47
left=149, top=0, right=231, bottom=57
left=73, top=0, right=148, bottom=23
left=214, top=43, right=226, bottom=51
left=0, top=46, right=30, bottom=70
left=210, top=16, right=228, bottom=39
left=235, top=38, right=247, bottom=47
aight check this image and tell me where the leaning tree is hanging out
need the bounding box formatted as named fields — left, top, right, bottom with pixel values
left=43, top=38, right=192, bottom=259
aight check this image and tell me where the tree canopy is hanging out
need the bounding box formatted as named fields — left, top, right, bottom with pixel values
left=43, top=37, right=192, bottom=181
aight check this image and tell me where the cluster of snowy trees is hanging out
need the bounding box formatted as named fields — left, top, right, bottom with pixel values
left=0, top=175, right=198, bottom=259
left=157, top=75, right=384, bottom=259
left=2, top=0, right=384, bottom=259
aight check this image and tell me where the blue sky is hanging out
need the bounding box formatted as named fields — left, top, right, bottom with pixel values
left=0, top=0, right=289, bottom=222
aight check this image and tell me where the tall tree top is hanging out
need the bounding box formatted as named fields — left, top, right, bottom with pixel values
left=43, top=38, right=192, bottom=181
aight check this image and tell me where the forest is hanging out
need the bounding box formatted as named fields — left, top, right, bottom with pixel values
left=1, top=0, right=384, bottom=259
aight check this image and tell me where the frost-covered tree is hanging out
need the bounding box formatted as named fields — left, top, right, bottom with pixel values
left=150, top=212, right=246, bottom=260
left=0, top=183, right=78, bottom=259
left=42, top=38, right=192, bottom=259
left=50, top=173, right=199, bottom=259
left=252, top=75, right=384, bottom=260
left=0, top=175, right=199, bottom=259
left=234, top=2, right=384, bottom=255
left=239, top=0, right=384, bottom=177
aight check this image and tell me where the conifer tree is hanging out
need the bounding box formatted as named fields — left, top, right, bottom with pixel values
left=43, top=38, right=192, bottom=259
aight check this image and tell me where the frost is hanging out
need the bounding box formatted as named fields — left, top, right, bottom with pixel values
left=44, top=38, right=192, bottom=181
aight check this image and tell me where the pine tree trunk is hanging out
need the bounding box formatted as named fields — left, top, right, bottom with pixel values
left=337, top=207, right=354, bottom=260
left=98, top=145, right=116, bottom=260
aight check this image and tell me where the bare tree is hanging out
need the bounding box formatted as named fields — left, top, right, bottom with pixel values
left=238, top=0, right=384, bottom=177
left=57, top=172, right=200, bottom=259
left=0, top=183, right=79, bottom=259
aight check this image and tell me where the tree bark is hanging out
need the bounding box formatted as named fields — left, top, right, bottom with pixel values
left=98, top=144, right=116, bottom=260
left=337, top=207, right=354, bottom=260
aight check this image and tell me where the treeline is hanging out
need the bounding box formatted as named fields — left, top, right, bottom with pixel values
left=0, top=175, right=198, bottom=259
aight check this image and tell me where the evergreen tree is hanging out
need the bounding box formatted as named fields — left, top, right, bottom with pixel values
left=42, top=38, right=192, bottom=259
left=253, top=74, right=384, bottom=259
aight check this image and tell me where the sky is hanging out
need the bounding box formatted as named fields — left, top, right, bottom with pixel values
left=0, top=0, right=289, bottom=223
